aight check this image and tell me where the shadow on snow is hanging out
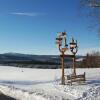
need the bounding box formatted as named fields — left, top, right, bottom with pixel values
left=87, top=79, right=100, bottom=86
left=0, top=79, right=59, bottom=85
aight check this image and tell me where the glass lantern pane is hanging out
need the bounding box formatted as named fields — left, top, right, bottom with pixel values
left=70, top=44, right=76, bottom=48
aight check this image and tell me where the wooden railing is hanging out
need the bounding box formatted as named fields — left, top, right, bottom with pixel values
left=65, top=72, right=86, bottom=85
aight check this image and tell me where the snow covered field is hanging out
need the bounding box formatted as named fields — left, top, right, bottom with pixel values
left=0, top=66, right=100, bottom=100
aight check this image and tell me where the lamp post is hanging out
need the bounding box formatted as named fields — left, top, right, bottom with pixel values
left=56, top=32, right=78, bottom=84
left=70, top=38, right=78, bottom=76
left=56, top=32, right=68, bottom=85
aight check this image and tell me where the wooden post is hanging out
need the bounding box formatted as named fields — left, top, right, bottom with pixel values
left=61, top=52, right=65, bottom=85
left=56, top=32, right=67, bottom=85
left=73, top=55, right=76, bottom=76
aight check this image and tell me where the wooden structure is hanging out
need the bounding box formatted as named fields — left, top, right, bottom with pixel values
left=56, top=32, right=86, bottom=85
left=66, top=72, right=85, bottom=84
left=60, top=54, right=86, bottom=85
left=56, top=32, right=68, bottom=85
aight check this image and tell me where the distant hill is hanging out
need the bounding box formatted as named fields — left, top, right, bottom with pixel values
left=0, top=53, right=84, bottom=68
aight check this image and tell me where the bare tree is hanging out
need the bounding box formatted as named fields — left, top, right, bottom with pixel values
left=80, top=0, right=100, bottom=35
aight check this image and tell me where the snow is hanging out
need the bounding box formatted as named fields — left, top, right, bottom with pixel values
left=0, top=66, right=100, bottom=100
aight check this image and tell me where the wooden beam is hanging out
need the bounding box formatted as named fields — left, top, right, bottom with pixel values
left=60, top=54, right=75, bottom=58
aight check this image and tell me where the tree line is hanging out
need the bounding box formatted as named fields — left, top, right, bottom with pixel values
left=80, top=51, right=100, bottom=68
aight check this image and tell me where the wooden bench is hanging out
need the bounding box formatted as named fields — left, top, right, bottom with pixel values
left=65, top=72, right=86, bottom=85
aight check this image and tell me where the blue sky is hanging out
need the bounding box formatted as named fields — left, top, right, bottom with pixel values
left=0, top=0, right=99, bottom=55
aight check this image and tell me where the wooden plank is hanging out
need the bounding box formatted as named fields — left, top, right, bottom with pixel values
left=60, top=54, right=75, bottom=58
left=65, top=73, right=86, bottom=84
left=71, top=78, right=85, bottom=82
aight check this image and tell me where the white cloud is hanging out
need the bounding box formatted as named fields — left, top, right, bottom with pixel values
left=11, top=12, right=45, bottom=17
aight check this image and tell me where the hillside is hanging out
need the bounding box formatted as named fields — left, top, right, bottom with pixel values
left=0, top=53, right=84, bottom=68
